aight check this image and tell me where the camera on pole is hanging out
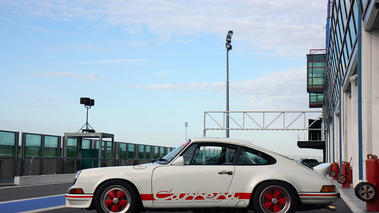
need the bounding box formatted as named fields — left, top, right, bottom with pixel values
left=78, top=97, right=96, bottom=133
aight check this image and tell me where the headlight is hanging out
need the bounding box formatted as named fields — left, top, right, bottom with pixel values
left=73, top=170, right=82, bottom=185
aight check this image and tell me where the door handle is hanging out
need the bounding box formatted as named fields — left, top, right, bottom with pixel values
left=218, top=171, right=233, bottom=175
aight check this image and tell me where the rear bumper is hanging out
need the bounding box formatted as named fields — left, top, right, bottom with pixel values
left=298, top=192, right=340, bottom=204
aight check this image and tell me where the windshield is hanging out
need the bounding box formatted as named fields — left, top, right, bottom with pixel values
left=157, top=141, right=190, bottom=164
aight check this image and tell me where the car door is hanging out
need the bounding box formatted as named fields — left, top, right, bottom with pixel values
left=152, top=143, right=237, bottom=208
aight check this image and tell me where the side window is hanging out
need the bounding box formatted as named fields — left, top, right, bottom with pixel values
left=190, top=145, right=236, bottom=165
left=237, top=148, right=276, bottom=165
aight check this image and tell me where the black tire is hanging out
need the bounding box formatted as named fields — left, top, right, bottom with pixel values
left=252, top=181, right=297, bottom=213
left=330, top=171, right=336, bottom=177
left=355, top=182, right=377, bottom=202
left=337, top=174, right=346, bottom=184
left=94, top=180, right=139, bottom=213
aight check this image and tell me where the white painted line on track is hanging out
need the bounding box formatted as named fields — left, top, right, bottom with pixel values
left=0, top=194, right=65, bottom=205
left=0, top=182, right=71, bottom=189
left=18, top=205, right=66, bottom=213
left=338, top=189, right=365, bottom=213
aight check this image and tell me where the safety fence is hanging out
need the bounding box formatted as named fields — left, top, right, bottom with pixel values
left=0, top=130, right=174, bottom=183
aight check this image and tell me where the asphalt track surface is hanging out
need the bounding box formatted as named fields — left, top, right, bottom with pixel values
left=0, top=183, right=352, bottom=213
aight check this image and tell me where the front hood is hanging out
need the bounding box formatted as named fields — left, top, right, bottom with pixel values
left=74, top=163, right=161, bottom=194
left=76, top=163, right=159, bottom=184
left=80, top=162, right=157, bottom=175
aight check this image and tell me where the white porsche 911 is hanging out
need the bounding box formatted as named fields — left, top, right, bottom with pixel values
left=65, top=138, right=339, bottom=213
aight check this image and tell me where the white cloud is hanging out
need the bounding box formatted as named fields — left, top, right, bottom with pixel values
left=132, top=81, right=224, bottom=93
left=24, top=24, right=52, bottom=32
left=150, top=70, right=187, bottom=79
left=232, top=69, right=305, bottom=96
left=132, top=67, right=309, bottom=110
left=134, top=68, right=304, bottom=94
left=231, top=68, right=309, bottom=110
left=35, top=71, right=99, bottom=81
left=5, top=0, right=327, bottom=56
left=78, top=59, right=148, bottom=64
left=45, top=43, right=103, bottom=54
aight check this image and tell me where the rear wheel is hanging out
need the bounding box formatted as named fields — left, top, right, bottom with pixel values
left=94, top=180, right=139, bottom=213
left=252, top=181, right=297, bottom=213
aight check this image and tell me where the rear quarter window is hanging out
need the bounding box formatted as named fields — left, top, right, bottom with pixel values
left=237, top=147, right=276, bottom=165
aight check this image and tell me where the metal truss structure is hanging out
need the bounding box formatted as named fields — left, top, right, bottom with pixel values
left=203, top=111, right=324, bottom=136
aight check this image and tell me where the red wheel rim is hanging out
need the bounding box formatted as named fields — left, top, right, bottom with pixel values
left=259, top=185, right=290, bottom=213
left=101, top=186, right=131, bottom=212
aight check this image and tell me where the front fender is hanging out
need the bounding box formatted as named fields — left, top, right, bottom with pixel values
left=73, top=165, right=156, bottom=200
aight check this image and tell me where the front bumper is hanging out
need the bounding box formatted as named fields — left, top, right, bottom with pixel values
left=65, top=194, right=93, bottom=208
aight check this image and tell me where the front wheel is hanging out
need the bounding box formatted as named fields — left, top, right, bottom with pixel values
left=252, top=181, right=297, bottom=213
left=94, top=180, right=139, bottom=213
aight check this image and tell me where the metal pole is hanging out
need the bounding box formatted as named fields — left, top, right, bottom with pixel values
left=185, top=122, right=188, bottom=141
left=203, top=112, right=207, bottom=137
left=225, top=30, right=233, bottom=138
left=338, top=77, right=347, bottom=174
left=357, top=0, right=363, bottom=181
left=226, top=48, right=230, bottom=138
left=86, top=107, right=89, bottom=130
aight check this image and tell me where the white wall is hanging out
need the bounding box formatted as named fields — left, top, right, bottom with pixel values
left=330, top=29, right=379, bottom=186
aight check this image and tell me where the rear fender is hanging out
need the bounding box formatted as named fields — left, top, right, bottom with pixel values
left=313, top=163, right=331, bottom=176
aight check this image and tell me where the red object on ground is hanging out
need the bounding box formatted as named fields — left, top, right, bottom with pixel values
left=366, top=154, right=379, bottom=212
left=341, top=161, right=352, bottom=188
left=331, top=162, right=339, bottom=180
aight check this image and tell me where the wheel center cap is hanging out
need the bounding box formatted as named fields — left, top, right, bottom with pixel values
left=272, top=198, right=278, bottom=204
left=113, top=198, right=119, bottom=204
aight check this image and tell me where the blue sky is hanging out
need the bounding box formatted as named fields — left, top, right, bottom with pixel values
left=1, top=0, right=327, bottom=158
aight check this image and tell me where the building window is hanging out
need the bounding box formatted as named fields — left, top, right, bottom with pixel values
left=146, top=146, right=151, bottom=159
left=67, top=138, right=78, bottom=158
left=0, top=131, right=16, bottom=157
left=119, top=143, right=127, bottom=159
left=128, top=144, right=135, bottom=159
left=154, top=146, right=159, bottom=159
left=139, top=145, right=145, bottom=159
left=44, top=136, right=58, bottom=157
left=25, top=134, right=42, bottom=157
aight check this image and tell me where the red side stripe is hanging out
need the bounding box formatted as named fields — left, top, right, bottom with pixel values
left=65, top=195, right=93, bottom=198
left=235, top=193, right=251, bottom=199
left=140, top=193, right=251, bottom=201
left=140, top=194, right=154, bottom=200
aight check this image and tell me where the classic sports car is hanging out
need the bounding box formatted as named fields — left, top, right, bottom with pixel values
left=65, top=137, right=339, bottom=213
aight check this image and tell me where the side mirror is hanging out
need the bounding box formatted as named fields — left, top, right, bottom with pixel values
left=171, top=156, right=184, bottom=166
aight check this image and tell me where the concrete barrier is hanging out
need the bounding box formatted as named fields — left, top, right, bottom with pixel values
left=14, top=173, right=75, bottom=186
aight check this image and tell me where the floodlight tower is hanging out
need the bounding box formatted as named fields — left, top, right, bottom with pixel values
left=185, top=122, right=188, bottom=141
left=78, top=97, right=96, bottom=133
left=225, top=30, right=233, bottom=138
